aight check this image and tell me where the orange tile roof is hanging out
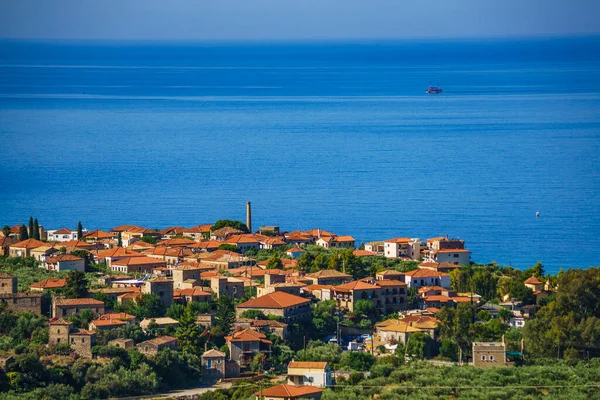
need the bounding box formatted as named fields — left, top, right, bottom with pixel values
left=60, top=240, right=95, bottom=249
left=95, top=247, right=143, bottom=258
left=238, top=292, right=310, bottom=309
left=159, top=226, right=187, bottom=235
left=98, top=312, right=135, bottom=321
left=287, top=247, right=306, bottom=253
left=110, top=225, right=140, bottom=232
left=423, top=295, right=453, bottom=303
left=306, top=269, right=352, bottom=279
left=225, top=328, right=272, bottom=344
left=128, top=241, right=155, bottom=249
left=333, top=280, right=380, bottom=292
left=256, top=384, right=323, bottom=398
left=375, top=279, right=406, bottom=287
left=353, top=249, right=375, bottom=257
left=91, top=319, right=127, bottom=327
left=112, top=256, right=167, bottom=266
left=377, top=270, right=405, bottom=276
left=157, top=238, right=196, bottom=247
left=189, top=240, right=221, bottom=250
left=288, top=361, right=328, bottom=369
left=53, top=228, right=72, bottom=235
left=225, top=234, right=260, bottom=244
left=55, top=298, right=104, bottom=306
left=183, top=224, right=213, bottom=234
left=433, top=249, right=471, bottom=254
left=83, top=230, right=115, bottom=239
left=332, top=235, right=355, bottom=242
left=405, top=269, right=450, bottom=278
left=174, top=288, right=212, bottom=297
left=46, top=254, right=83, bottom=263
left=11, top=238, right=46, bottom=249
left=385, top=238, right=413, bottom=243
left=30, top=278, right=67, bottom=289
left=524, top=276, right=543, bottom=285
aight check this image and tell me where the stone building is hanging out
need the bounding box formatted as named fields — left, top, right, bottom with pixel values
left=109, top=338, right=135, bottom=350
left=136, top=336, right=178, bottom=356
left=210, top=276, right=244, bottom=299
left=236, top=292, right=311, bottom=323
left=172, top=264, right=203, bottom=288
left=226, top=328, right=272, bottom=370
left=201, top=349, right=227, bottom=383
left=0, top=273, right=17, bottom=294
left=52, top=297, right=105, bottom=318
left=472, top=342, right=508, bottom=367
left=49, top=318, right=96, bottom=358
left=142, top=277, right=174, bottom=308
left=0, top=274, right=42, bottom=314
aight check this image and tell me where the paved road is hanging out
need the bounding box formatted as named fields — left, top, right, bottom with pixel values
left=137, top=382, right=232, bottom=399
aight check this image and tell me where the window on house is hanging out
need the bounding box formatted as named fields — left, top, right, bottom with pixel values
left=489, top=355, right=494, bottom=361
left=71, top=338, right=75, bottom=343
left=57, top=338, right=60, bottom=343
left=454, top=254, right=459, bottom=258
left=82, top=338, right=85, bottom=343
left=481, top=355, right=486, bottom=361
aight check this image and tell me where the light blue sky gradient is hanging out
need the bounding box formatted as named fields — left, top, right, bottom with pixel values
left=1, top=0, right=599, bottom=40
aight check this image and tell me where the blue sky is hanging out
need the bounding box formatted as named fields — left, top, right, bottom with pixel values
left=1, top=0, right=599, bottom=40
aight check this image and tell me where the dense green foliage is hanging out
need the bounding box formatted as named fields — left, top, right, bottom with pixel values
left=212, top=220, right=249, bottom=233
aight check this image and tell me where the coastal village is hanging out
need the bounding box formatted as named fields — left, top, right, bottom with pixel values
left=0, top=205, right=559, bottom=399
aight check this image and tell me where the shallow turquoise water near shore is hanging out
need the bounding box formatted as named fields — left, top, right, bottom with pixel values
left=1, top=38, right=599, bottom=273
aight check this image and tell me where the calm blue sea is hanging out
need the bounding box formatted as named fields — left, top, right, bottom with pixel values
left=1, top=37, right=600, bottom=273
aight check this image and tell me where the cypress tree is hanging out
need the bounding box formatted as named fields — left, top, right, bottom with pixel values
left=18, top=224, right=29, bottom=240
left=32, top=219, right=40, bottom=240
left=2, top=226, right=10, bottom=238
left=28, top=217, right=34, bottom=239
left=77, top=221, right=83, bottom=240
left=117, top=232, right=122, bottom=247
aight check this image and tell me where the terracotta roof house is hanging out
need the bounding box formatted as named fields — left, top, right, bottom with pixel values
left=375, top=315, right=439, bottom=344
left=287, top=361, right=332, bottom=388
left=82, top=230, right=116, bottom=241
left=305, top=269, right=353, bottom=286
left=404, top=269, right=451, bottom=289
left=46, top=228, right=79, bottom=242
left=226, top=328, right=272, bottom=370
left=157, top=238, right=196, bottom=247
left=9, top=238, right=46, bottom=257
left=111, top=256, right=167, bottom=274
left=182, top=224, right=212, bottom=240
left=43, top=254, right=85, bottom=272
left=188, top=240, right=221, bottom=252
left=224, top=234, right=261, bottom=252
left=174, top=287, right=212, bottom=304
left=237, top=292, right=311, bottom=323
left=60, top=240, right=97, bottom=252
left=254, top=384, right=323, bottom=400
left=210, top=227, right=244, bottom=241
left=418, top=262, right=462, bottom=273
left=30, top=278, right=67, bottom=291
left=383, top=237, right=421, bottom=260
left=315, top=235, right=356, bottom=249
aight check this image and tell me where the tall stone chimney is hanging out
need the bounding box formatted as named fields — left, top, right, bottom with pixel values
left=246, top=201, right=252, bottom=233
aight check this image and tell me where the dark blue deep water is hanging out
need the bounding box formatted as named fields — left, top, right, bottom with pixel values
left=1, top=37, right=600, bottom=273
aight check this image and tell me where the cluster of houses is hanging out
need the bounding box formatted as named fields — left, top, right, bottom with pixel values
left=0, top=221, right=545, bottom=395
